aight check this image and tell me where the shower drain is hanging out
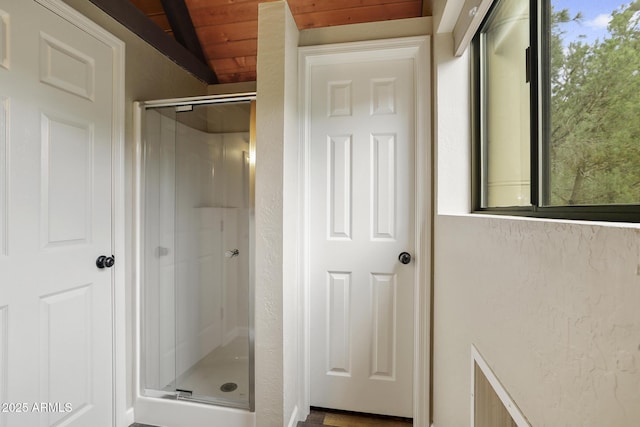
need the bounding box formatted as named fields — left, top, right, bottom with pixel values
left=220, top=382, right=238, bottom=393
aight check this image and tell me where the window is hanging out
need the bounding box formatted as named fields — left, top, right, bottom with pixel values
left=474, top=0, right=640, bottom=221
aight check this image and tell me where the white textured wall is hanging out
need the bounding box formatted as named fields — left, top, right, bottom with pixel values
left=281, top=5, right=302, bottom=427
left=255, top=2, right=300, bottom=426
left=433, top=0, right=465, bottom=33
left=433, top=33, right=470, bottom=215
left=433, top=31, right=640, bottom=427
left=299, top=16, right=432, bottom=46
left=434, top=216, right=640, bottom=426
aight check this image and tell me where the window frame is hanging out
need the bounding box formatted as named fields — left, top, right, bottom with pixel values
left=472, top=0, right=640, bottom=223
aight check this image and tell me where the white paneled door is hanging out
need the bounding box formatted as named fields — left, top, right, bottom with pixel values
left=308, top=52, right=417, bottom=417
left=0, top=1, right=115, bottom=426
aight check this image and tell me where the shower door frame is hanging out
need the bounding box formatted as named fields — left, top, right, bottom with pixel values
left=134, top=93, right=257, bottom=413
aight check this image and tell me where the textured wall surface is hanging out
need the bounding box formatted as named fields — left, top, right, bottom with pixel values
left=280, top=4, right=302, bottom=427
left=434, top=215, right=640, bottom=426
left=255, top=2, right=300, bottom=426
left=433, top=28, right=640, bottom=427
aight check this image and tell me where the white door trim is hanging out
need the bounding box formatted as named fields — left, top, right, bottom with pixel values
left=33, top=1, right=127, bottom=426
left=298, top=36, right=431, bottom=426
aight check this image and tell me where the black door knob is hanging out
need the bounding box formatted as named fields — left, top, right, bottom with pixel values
left=96, top=255, right=115, bottom=269
left=398, top=252, right=411, bottom=265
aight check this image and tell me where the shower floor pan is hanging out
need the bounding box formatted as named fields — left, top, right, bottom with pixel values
left=165, top=337, right=249, bottom=407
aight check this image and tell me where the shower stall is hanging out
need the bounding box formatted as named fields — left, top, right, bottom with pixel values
left=136, top=94, right=255, bottom=412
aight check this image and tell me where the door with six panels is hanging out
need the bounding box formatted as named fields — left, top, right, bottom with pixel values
left=308, top=50, right=418, bottom=417
left=0, top=1, right=115, bottom=425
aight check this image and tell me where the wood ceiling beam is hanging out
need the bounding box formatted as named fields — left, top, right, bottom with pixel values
left=159, top=0, right=207, bottom=65
left=86, top=0, right=218, bottom=84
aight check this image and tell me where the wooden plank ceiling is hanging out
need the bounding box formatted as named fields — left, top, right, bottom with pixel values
left=129, top=0, right=426, bottom=84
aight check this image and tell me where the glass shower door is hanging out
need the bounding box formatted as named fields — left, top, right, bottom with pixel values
left=142, top=106, right=178, bottom=395
left=141, top=97, right=254, bottom=410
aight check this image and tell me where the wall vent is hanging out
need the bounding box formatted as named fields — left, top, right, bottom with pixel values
left=471, top=345, right=530, bottom=427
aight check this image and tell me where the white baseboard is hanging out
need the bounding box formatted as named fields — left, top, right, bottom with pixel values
left=286, top=405, right=299, bottom=427
left=125, top=407, right=135, bottom=426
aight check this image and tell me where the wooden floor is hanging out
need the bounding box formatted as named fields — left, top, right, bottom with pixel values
left=298, top=408, right=412, bottom=427
left=129, top=407, right=412, bottom=427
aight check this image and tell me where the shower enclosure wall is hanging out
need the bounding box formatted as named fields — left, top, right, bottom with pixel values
left=138, top=94, right=255, bottom=411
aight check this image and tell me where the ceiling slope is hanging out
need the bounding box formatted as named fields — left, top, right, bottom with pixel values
left=122, top=0, right=429, bottom=83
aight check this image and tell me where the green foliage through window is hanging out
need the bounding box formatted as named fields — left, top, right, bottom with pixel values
left=548, top=1, right=640, bottom=206
left=474, top=0, right=640, bottom=221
